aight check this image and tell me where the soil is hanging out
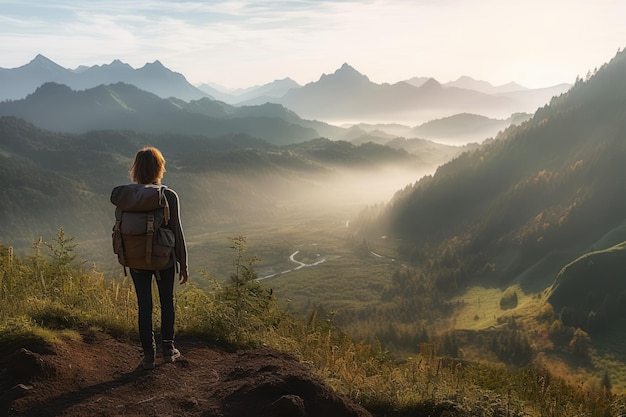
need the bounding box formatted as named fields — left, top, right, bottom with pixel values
left=0, top=332, right=373, bottom=417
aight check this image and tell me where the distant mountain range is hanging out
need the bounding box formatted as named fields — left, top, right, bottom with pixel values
left=0, top=82, right=327, bottom=146
left=442, top=75, right=526, bottom=94
left=197, top=78, right=301, bottom=104
left=1, top=56, right=571, bottom=126
left=263, top=64, right=570, bottom=123
left=0, top=80, right=530, bottom=146
left=0, top=54, right=211, bottom=102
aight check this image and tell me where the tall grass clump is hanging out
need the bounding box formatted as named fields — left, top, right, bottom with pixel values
left=176, top=235, right=280, bottom=346
left=0, top=228, right=138, bottom=347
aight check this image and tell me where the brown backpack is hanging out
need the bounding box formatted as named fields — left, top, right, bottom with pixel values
left=111, top=184, right=175, bottom=273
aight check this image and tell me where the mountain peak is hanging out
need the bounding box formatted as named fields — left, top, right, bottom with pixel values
left=103, top=59, right=133, bottom=70
left=317, top=63, right=370, bottom=84
left=455, top=75, right=480, bottom=83
left=31, top=54, right=52, bottom=63
left=28, top=54, right=63, bottom=69
left=139, top=60, right=172, bottom=75
left=420, top=78, right=442, bottom=89
left=404, top=76, right=431, bottom=88
left=149, top=60, right=166, bottom=68
left=445, top=76, right=527, bottom=94
left=335, top=63, right=365, bottom=77
left=110, top=59, right=127, bottom=66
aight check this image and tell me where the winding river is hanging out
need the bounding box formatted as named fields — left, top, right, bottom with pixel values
left=257, top=250, right=326, bottom=281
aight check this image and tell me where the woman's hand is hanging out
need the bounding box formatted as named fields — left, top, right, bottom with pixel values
left=179, top=269, right=189, bottom=285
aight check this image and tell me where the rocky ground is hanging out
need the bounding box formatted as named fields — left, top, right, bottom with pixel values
left=7, top=330, right=595, bottom=417
left=1, top=332, right=375, bottom=417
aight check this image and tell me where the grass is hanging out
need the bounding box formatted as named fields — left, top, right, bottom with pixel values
left=584, top=318, right=626, bottom=394
left=179, top=207, right=401, bottom=334
left=451, top=283, right=546, bottom=331
left=1, top=229, right=623, bottom=416
left=449, top=276, right=626, bottom=402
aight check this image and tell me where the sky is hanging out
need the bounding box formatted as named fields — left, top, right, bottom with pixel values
left=0, top=0, right=625, bottom=90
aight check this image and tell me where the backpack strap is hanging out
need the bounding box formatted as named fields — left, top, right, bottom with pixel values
left=113, top=212, right=128, bottom=277
left=113, top=219, right=125, bottom=264
left=157, top=186, right=171, bottom=280
left=145, top=211, right=155, bottom=265
left=163, top=203, right=171, bottom=226
left=157, top=185, right=171, bottom=226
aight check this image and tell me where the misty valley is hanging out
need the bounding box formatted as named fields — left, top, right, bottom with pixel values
left=3, top=49, right=626, bottom=415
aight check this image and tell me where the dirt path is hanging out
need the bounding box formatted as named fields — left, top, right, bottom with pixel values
left=2, top=332, right=371, bottom=417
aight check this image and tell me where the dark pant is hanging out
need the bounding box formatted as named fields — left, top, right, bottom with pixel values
left=130, top=266, right=176, bottom=355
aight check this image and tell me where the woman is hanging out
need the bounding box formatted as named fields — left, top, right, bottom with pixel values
left=128, top=146, right=188, bottom=370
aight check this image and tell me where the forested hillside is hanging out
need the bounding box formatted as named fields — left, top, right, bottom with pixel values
left=351, top=49, right=626, bottom=348
left=377, top=49, right=626, bottom=279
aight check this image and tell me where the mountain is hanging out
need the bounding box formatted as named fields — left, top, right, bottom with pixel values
left=79, top=59, right=211, bottom=101
left=363, top=49, right=626, bottom=325
left=0, top=82, right=323, bottom=145
left=547, top=240, right=626, bottom=334
left=257, top=64, right=570, bottom=123
left=404, top=76, right=432, bottom=88
left=345, top=127, right=396, bottom=144
left=444, top=76, right=527, bottom=94
left=0, top=55, right=210, bottom=102
left=197, top=78, right=301, bottom=104
left=261, top=63, right=381, bottom=118
left=385, top=137, right=480, bottom=164
left=0, top=55, right=73, bottom=101
left=2, top=56, right=573, bottom=128
left=500, top=83, right=574, bottom=107
left=409, top=112, right=532, bottom=145
left=0, top=79, right=485, bottom=157
left=348, top=123, right=415, bottom=138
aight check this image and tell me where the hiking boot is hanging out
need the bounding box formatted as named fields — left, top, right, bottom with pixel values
left=142, top=354, right=155, bottom=370
left=163, top=342, right=181, bottom=363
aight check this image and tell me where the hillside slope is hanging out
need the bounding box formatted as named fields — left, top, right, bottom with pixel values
left=547, top=240, right=626, bottom=333
left=334, top=49, right=626, bottom=360
left=376, top=48, right=626, bottom=288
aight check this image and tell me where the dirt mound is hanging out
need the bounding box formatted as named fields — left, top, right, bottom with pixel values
left=1, top=332, right=371, bottom=417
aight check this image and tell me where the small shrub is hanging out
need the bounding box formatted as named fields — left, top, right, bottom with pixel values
left=500, top=289, right=518, bottom=310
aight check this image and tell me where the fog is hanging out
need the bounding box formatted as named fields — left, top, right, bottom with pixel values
left=162, top=163, right=433, bottom=279
left=288, top=165, right=430, bottom=209
left=182, top=164, right=433, bottom=227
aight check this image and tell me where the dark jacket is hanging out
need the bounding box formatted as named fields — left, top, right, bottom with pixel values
left=164, top=187, right=188, bottom=275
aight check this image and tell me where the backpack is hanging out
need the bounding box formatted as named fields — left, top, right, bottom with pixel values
left=111, top=184, right=175, bottom=274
